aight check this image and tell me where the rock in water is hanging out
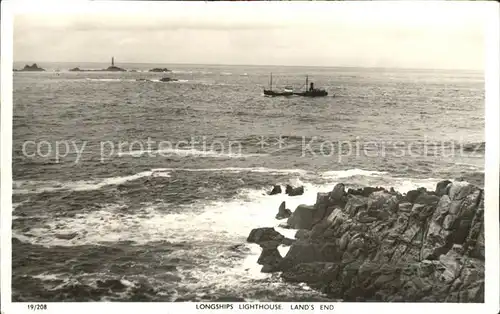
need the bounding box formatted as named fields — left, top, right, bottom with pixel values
left=149, top=67, right=170, bottom=72
left=276, top=201, right=292, bottom=220
left=286, top=185, right=304, bottom=196
left=247, top=227, right=284, bottom=248
left=160, top=77, right=179, bottom=82
left=269, top=185, right=282, bottom=195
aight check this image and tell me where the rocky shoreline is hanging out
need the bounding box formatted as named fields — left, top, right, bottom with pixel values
left=248, top=180, right=484, bottom=302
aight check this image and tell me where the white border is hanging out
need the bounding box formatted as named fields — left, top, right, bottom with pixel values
left=484, top=1, right=500, bottom=311
left=1, top=1, right=499, bottom=314
left=1, top=0, right=14, bottom=311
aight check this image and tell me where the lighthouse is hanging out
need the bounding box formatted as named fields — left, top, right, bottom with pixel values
left=111, top=56, right=115, bottom=66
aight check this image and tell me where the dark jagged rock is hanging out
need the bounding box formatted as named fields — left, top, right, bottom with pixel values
left=247, top=227, right=285, bottom=249
left=295, top=229, right=311, bottom=240
left=404, top=187, right=427, bottom=203
left=275, top=201, right=292, bottom=220
left=149, top=67, right=171, bottom=72
left=347, top=186, right=385, bottom=197
left=19, top=63, right=45, bottom=71
left=414, top=192, right=440, bottom=206
left=268, top=185, right=282, bottom=195
left=435, top=180, right=452, bottom=196
left=329, top=183, right=347, bottom=207
left=258, top=247, right=283, bottom=272
left=69, top=67, right=82, bottom=72
left=285, top=185, right=304, bottom=196
left=286, top=205, right=316, bottom=229
left=250, top=180, right=484, bottom=302
left=281, top=262, right=339, bottom=284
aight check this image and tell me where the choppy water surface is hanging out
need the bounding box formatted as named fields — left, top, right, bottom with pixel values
left=12, top=63, right=484, bottom=301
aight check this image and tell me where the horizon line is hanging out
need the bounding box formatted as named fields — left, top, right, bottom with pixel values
left=12, top=60, right=484, bottom=72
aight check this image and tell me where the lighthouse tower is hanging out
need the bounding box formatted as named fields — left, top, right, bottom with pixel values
left=111, top=56, right=115, bottom=66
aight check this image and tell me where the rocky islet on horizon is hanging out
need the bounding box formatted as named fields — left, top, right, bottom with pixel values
left=248, top=179, right=485, bottom=302
left=68, top=66, right=126, bottom=72
left=14, top=63, right=46, bottom=72
left=149, top=67, right=171, bottom=72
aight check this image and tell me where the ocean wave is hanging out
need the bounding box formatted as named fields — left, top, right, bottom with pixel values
left=13, top=170, right=171, bottom=195
left=321, top=168, right=387, bottom=179
left=83, top=78, right=136, bottom=82
left=14, top=271, right=145, bottom=302
left=12, top=167, right=301, bottom=195
left=11, top=167, right=409, bottom=196
left=116, top=148, right=267, bottom=158
left=157, top=167, right=307, bottom=175
left=171, top=70, right=213, bottom=75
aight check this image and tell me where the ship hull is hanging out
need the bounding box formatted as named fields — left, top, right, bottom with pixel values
left=293, top=91, right=328, bottom=97
left=264, top=90, right=294, bottom=97
left=263, top=90, right=328, bottom=97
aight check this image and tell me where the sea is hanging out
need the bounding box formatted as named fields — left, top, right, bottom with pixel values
left=11, top=62, right=485, bottom=301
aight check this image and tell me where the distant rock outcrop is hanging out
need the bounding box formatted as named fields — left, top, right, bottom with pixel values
left=248, top=180, right=485, bottom=302
left=105, top=65, right=126, bottom=72
left=159, top=77, right=178, bottom=82
left=149, top=68, right=171, bottom=72
left=67, top=66, right=126, bottom=72
left=18, top=63, right=45, bottom=72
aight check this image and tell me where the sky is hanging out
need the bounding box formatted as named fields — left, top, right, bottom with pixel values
left=12, top=1, right=489, bottom=70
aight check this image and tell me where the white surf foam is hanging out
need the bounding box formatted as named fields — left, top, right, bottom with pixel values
left=393, top=179, right=440, bottom=194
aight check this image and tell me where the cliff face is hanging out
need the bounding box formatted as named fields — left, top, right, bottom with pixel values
left=248, top=180, right=484, bottom=302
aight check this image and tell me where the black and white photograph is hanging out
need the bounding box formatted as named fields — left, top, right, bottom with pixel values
left=1, top=1, right=499, bottom=313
